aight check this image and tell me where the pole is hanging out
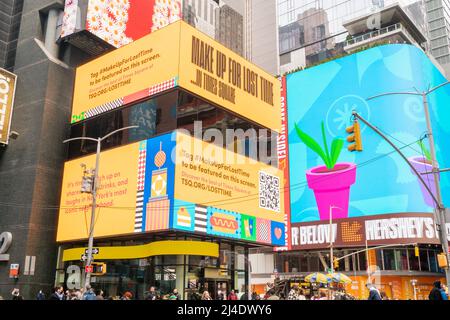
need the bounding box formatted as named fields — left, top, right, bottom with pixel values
left=63, top=125, right=138, bottom=291
left=367, top=84, right=450, bottom=287
left=329, top=206, right=334, bottom=274
left=422, top=94, right=450, bottom=288
left=365, top=239, right=370, bottom=284
left=84, top=138, right=101, bottom=289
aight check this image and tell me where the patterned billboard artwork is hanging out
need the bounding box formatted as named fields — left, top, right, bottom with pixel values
left=61, top=0, right=182, bottom=48
left=142, top=132, right=175, bottom=232
left=286, top=44, right=450, bottom=227
left=256, top=218, right=271, bottom=244
left=173, top=199, right=196, bottom=232
left=270, top=221, right=285, bottom=246
left=240, top=214, right=257, bottom=241
left=57, top=131, right=285, bottom=246
left=194, top=204, right=208, bottom=234
left=207, top=208, right=241, bottom=239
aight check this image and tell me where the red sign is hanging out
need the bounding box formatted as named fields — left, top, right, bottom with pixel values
left=275, top=76, right=292, bottom=251
left=61, top=0, right=183, bottom=48
left=9, top=264, right=19, bottom=278
left=85, top=265, right=93, bottom=273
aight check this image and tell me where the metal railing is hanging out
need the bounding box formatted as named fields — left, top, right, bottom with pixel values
left=345, top=23, right=410, bottom=47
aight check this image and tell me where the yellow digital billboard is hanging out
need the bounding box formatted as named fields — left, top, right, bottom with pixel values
left=71, top=21, right=281, bottom=132
left=57, top=132, right=285, bottom=246
left=178, top=23, right=281, bottom=132
left=57, top=142, right=141, bottom=242
left=71, top=22, right=181, bottom=123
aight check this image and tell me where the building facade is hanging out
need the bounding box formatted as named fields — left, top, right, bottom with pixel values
left=215, top=1, right=244, bottom=56
left=278, top=0, right=430, bottom=73
left=0, top=0, right=78, bottom=299
left=0, top=0, right=280, bottom=300
left=0, top=0, right=24, bottom=70
left=426, top=0, right=450, bottom=75
left=55, top=20, right=284, bottom=300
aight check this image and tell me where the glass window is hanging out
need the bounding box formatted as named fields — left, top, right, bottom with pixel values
left=420, top=248, right=430, bottom=272
left=309, top=255, right=320, bottom=272
left=408, top=249, right=420, bottom=271
left=300, top=254, right=308, bottom=272
left=358, top=252, right=367, bottom=271
left=68, top=90, right=178, bottom=159
left=429, top=250, right=439, bottom=273
left=383, top=249, right=397, bottom=270
left=396, top=249, right=409, bottom=270
left=376, top=249, right=384, bottom=270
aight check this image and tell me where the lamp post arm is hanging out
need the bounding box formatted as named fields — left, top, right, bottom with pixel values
left=367, top=91, right=420, bottom=101
left=427, top=81, right=450, bottom=95
left=100, top=125, right=138, bottom=142
left=63, top=137, right=99, bottom=144
left=352, top=111, right=442, bottom=209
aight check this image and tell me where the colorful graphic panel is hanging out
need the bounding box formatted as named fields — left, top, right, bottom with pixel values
left=286, top=44, right=450, bottom=224
left=207, top=208, right=241, bottom=239
left=61, top=0, right=182, bottom=47
left=173, top=199, right=196, bottom=232
left=256, top=218, right=271, bottom=244
left=141, top=132, right=176, bottom=232
left=270, top=221, right=285, bottom=246
left=240, top=214, right=257, bottom=241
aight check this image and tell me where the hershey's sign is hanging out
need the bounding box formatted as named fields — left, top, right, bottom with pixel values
left=291, top=213, right=449, bottom=250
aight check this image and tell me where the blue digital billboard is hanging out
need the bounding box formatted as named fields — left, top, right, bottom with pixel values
left=286, top=44, right=450, bottom=223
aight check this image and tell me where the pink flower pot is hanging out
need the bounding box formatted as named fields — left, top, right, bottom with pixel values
left=409, top=156, right=439, bottom=207
left=306, top=163, right=357, bottom=221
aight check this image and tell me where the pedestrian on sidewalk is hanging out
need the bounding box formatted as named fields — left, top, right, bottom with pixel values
left=429, top=281, right=444, bottom=300
left=366, top=284, right=382, bottom=300
left=49, top=286, right=64, bottom=300
left=36, top=290, right=46, bottom=300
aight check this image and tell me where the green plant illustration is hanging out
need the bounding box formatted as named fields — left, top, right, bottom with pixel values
left=417, top=140, right=432, bottom=162
left=295, top=121, right=344, bottom=170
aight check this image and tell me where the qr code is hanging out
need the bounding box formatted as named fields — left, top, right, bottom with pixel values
left=259, top=171, right=280, bottom=212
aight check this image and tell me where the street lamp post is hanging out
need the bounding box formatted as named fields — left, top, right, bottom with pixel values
left=367, top=82, right=450, bottom=288
left=63, top=125, right=138, bottom=289
left=329, top=206, right=339, bottom=274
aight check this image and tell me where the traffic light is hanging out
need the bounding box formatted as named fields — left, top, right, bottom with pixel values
left=333, top=258, right=339, bottom=270
left=346, top=120, right=363, bottom=152
left=91, top=262, right=107, bottom=276
left=414, top=246, right=419, bottom=257
left=438, top=253, right=448, bottom=269
left=81, top=174, right=94, bottom=193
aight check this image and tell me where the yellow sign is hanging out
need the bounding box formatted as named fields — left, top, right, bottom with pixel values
left=71, top=21, right=281, bottom=131
left=57, top=142, right=140, bottom=242
left=62, top=240, right=219, bottom=261
left=0, top=68, right=17, bottom=145
left=71, top=22, right=181, bottom=123
left=178, top=22, right=281, bottom=132
left=57, top=132, right=285, bottom=242
left=174, top=132, right=284, bottom=222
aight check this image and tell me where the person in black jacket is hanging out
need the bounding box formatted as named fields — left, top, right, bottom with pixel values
left=429, top=281, right=444, bottom=300
left=366, top=284, right=382, bottom=300
left=49, top=286, right=64, bottom=300
left=145, top=286, right=158, bottom=300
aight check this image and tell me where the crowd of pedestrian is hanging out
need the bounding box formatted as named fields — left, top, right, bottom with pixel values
left=3, top=280, right=448, bottom=300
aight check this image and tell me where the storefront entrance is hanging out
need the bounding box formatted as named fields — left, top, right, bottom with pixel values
left=203, top=280, right=229, bottom=300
